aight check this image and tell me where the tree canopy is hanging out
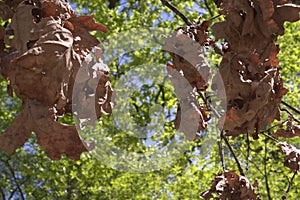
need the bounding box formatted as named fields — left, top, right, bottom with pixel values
left=0, top=0, right=299, bottom=199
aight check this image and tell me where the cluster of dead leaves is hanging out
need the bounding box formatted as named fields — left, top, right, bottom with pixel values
left=273, top=117, right=300, bottom=138
left=279, top=142, right=300, bottom=172
left=273, top=118, right=300, bottom=172
left=212, top=0, right=300, bottom=138
left=163, top=21, right=212, bottom=141
left=200, top=170, right=260, bottom=200
left=0, top=0, right=113, bottom=160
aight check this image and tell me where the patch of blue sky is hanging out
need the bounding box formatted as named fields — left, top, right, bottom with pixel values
left=70, top=2, right=89, bottom=14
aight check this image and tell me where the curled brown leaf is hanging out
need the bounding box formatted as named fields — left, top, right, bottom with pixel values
left=0, top=0, right=111, bottom=160
left=200, top=170, right=260, bottom=200
left=279, top=142, right=300, bottom=172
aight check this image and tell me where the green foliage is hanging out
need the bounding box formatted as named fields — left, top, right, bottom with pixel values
left=0, top=0, right=299, bottom=199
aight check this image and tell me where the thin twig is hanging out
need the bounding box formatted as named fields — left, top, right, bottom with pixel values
left=286, top=170, right=298, bottom=194
left=260, top=132, right=280, bottom=143
left=264, top=138, right=272, bottom=200
left=237, top=145, right=264, bottom=176
left=246, top=132, right=250, bottom=170
left=212, top=44, right=223, bottom=56
left=199, top=92, right=221, bottom=118
left=221, top=134, right=245, bottom=176
left=0, top=187, right=5, bottom=200
left=280, top=107, right=300, bottom=123
left=281, top=100, right=300, bottom=115
left=204, top=0, right=213, bottom=16
left=259, top=120, right=288, bottom=134
left=2, top=159, right=25, bottom=200
left=161, top=0, right=192, bottom=26
left=209, top=14, right=222, bottom=21
left=7, top=187, right=18, bottom=200
left=219, top=131, right=226, bottom=171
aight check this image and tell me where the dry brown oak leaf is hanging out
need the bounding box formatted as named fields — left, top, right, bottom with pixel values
left=0, top=0, right=111, bottom=160
left=211, top=0, right=300, bottom=138
left=163, top=21, right=211, bottom=141
left=200, top=170, right=260, bottom=200
left=273, top=119, right=300, bottom=138
left=279, top=142, right=300, bottom=172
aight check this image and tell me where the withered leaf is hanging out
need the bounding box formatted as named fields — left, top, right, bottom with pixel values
left=273, top=120, right=300, bottom=138
left=164, top=23, right=211, bottom=140
left=0, top=0, right=112, bottom=160
left=10, top=1, right=37, bottom=53
left=41, top=0, right=73, bottom=20
left=0, top=2, right=14, bottom=20
left=212, top=0, right=293, bottom=137
left=68, top=14, right=108, bottom=58
left=279, top=142, right=300, bottom=172
left=200, top=170, right=260, bottom=200
left=0, top=109, right=32, bottom=154
left=167, top=65, right=209, bottom=141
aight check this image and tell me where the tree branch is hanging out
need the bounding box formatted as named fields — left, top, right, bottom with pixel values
left=161, top=0, right=192, bottom=26
left=264, top=138, right=272, bottom=200
left=7, top=187, right=18, bottom=200
left=280, top=107, right=300, bottom=123
left=204, top=0, right=213, bottom=16
left=281, top=100, right=300, bottom=115
left=221, top=134, right=245, bottom=176
left=260, top=132, right=280, bottom=143
left=260, top=120, right=288, bottom=135
left=0, top=187, right=5, bottom=200
left=199, top=92, right=221, bottom=118
left=211, top=44, right=223, bottom=56
left=285, top=170, right=298, bottom=194
left=246, top=132, right=250, bottom=170
left=219, top=131, right=226, bottom=171
left=2, top=159, right=25, bottom=200
left=237, top=145, right=264, bottom=176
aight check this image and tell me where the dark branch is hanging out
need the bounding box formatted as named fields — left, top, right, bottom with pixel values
left=237, top=145, right=264, bottom=176
left=264, top=138, right=272, bottom=200
left=7, top=187, right=18, bottom=200
left=2, top=159, right=25, bottom=200
left=199, top=92, right=221, bottom=118
left=281, top=100, right=300, bottom=115
left=204, top=0, right=213, bottom=16
left=0, top=187, right=5, bottom=200
left=246, top=132, right=250, bottom=170
left=285, top=170, right=298, bottom=194
left=222, top=134, right=245, bottom=176
left=260, top=132, right=280, bottom=143
left=212, top=44, right=223, bottom=56
left=219, top=131, right=226, bottom=171
left=280, top=107, right=300, bottom=123
left=260, top=120, right=288, bottom=134
left=161, top=0, right=192, bottom=26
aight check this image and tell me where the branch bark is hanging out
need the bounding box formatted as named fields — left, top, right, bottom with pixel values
left=285, top=170, right=298, bottom=195
left=219, top=131, right=226, bottom=171
left=0, top=187, right=5, bottom=200
left=2, top=159, right=25, bottom=200
left=204, top=0, right=213, bottom=16
left=281, top=101, right=300, bottom=115
left=221, top=134, right=245, bottom=176
left=264, top=138, right=272, bottom=200
left=161, top=0, right=192, bottom=26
